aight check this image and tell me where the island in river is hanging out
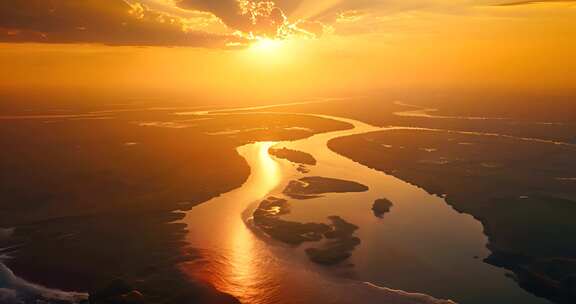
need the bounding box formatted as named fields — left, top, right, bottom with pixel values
left=251, top=176, right=368, bottom=264
left=372, top=198, right=394, bottom=218
left=251, top=197, right=361, bottom=265
left=268, top=147, right=317, bottom=166
left=269, top=147, right=317, bottom=173
left=283, top=176, right=369, bottom=199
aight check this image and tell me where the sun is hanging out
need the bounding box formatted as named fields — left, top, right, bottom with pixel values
left=249, top=37, right=284, bottom=54
left=240, top=37, right=298, bottom=67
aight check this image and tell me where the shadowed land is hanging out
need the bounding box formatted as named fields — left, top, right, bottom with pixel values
left=0, top=106, right=352, bottom=304
left=372, top=198, right=394, bottom=218
left=252, top=197, right=361, bottom=265
left=269, top=147, right=317, bottom=173
left=283, top=176, right=369, bottom=200
left=329, top=129, right=576, bottom=304
left=268, top=147, right=317, bottom=166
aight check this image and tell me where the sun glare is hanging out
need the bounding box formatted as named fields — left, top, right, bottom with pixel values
left=241, top=37, right=294, bottom=66
left=250, top=38, right=284, bottom=53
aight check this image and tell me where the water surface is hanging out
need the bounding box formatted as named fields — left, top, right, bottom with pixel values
left=181, top=109, right=551, bottom=304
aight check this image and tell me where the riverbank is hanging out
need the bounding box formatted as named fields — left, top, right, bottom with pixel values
left=329, top=127, right=576, bottom=304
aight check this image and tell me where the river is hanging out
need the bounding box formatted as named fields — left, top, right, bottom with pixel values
left=179, top=108, right=551, bottom=304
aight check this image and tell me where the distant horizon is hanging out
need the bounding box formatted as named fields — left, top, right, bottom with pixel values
left=2, top=0, right=575, bottom=100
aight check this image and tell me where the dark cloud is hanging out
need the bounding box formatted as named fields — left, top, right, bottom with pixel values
left=0, top=0, right=243, bottom=47
left=176, top=0, right=246, bottom=28
left=177, top=0, right=291, bottom=38
left=177, top=0, right=332, bottom=39
left=0, top=0, right=330, bottom=46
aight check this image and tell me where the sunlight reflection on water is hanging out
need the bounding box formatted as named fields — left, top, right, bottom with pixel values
left=224, top=142, right=280, bottom=301
left=180, top=141, right=288, bottom=304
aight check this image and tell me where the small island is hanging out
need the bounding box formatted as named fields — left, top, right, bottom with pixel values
left=283, top=176, right=369, bottom=199
left=269, top=147, right=317, bottom=166
left=305, top=216, right=361, bottom=265
left=252, top=197, right=361, bottom=265
left=372, top=198, right=393, bottom=218
left=253, top=197, right=329, bottom=244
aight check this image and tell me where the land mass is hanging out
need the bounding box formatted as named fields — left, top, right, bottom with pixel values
left=305, top=216, right=361, bottom=265
left=252, top=197, right=361, bottom=265
left=0, top=105, right=353, bottom=304
left=329, top=128, right=576, bottom=304
left=283, top=176, right=369, bottom=200
left=269, top=90, right=576, bottom=144
left=269, top=147, right=317, bottom=166
left=372, top=198, right=394, bottom=218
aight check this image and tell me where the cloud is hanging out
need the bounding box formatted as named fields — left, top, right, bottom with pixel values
left=0, top=0, right=331, bottom=46
left=6, top=0, right=551, bottom=47
left=176, top=0, right=327, bottom=39
left=0, top=0, right=244, bottom=47
left=336, top=10, right=368, bottom=23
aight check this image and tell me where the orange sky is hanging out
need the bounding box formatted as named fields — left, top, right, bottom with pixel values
left=1, top=0, right=575, bottom=102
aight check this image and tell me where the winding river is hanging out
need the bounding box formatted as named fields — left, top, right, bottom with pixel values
left=0, top=102, right=556, bottom=304
left=179, top=107, right=551, bottom=304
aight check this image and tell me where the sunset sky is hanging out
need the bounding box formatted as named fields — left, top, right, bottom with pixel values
left=1, top=0, right=575, bottom=101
